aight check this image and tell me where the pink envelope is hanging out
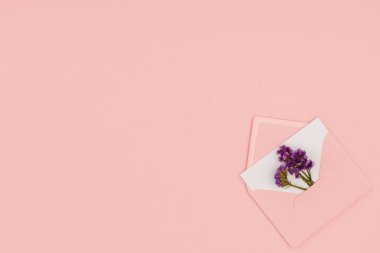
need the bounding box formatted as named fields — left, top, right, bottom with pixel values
left=240, top=117, right=371, bottom=247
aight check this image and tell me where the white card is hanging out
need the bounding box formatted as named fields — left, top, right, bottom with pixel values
left=240, top=118, right=328, bottom=193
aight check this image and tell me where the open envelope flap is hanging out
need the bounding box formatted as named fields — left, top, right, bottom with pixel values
left=289, top=133, right=372, bottom=247
left=246, top=117, right=306, bottom=166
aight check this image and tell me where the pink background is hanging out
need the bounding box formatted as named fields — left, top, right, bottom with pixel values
left=0, top=1, right=379, bottom=252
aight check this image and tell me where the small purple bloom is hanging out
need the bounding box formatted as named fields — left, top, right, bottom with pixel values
left=305, top=160, right=314, bottom=170
left=274, top=145, right=315, bottom=189
left=277, top=145, right=293, bottom=162
left=274, top=165, right=289, bottom=187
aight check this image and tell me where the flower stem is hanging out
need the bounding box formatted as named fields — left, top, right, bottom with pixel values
left=300, top=171, right=311, bottom=181
left=300, top=170, right=315, bottom=187
left=300, top=173, right=312, bottom=187
left=288, top=183, right=307, bottom=191
left=306, top=169, right=312, bottom=179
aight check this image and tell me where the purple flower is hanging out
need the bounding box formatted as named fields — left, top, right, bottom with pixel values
left=276, top=145, right=293, bottom=162
left=277, top=146, right=314, bottom=178
left=305, top=160, right=314, bottom=170
left=274, top=165, right=289, bottom=187
left=274, top=145, right=315, bottom=189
